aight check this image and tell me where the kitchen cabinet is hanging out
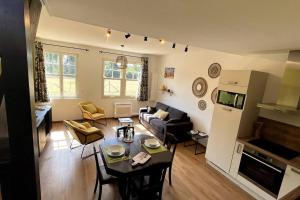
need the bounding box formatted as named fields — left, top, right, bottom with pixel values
left=206, top=70, right=268, bottom=173
left=219, top=70, right=251, bottom=87
left=277, top=165, right=300, bottom=199
left=35, top=105, right=52, bottom=155
left=206, top=104, right=242, bottom=173
left=229, top=141, right=244, bottom=178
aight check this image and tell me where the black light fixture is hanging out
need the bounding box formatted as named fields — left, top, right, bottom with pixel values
left=120, top=44, right=125, bottom=48
left=106, top=29, right=111, bottom=37
left=144, top=36, right=148, bottom=41
left=125, top=33, right=131, bottom=39
left=185, top=45, right=189, bottom=52
left=172, top=43, right=176, bottom=48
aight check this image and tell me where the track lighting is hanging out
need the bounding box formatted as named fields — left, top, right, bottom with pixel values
left=172, top=43, right=176, bottom=48
left=159, top=39, right=165, bottom=44
left=106, top=29, right=111, bottom=37
left=125, top=33, right=131, bottom=39
left=144, top=36, right=148, bottom=41
left=185, top=45, right=189, bottom=52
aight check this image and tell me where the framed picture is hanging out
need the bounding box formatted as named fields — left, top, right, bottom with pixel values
left=164, top=67, right=175, bottom=79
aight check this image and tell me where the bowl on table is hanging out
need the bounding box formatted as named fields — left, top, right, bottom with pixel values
left=144, top=138, right=160, bottom=149
left=106, top=145, right=125, bottom=157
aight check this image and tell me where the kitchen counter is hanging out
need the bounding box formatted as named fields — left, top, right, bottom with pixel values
left=237, top=137, right=300, bottom=170
left=35, top=105, right=51, bottom=127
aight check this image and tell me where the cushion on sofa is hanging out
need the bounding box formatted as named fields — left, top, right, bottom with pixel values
left=150, top=119, right=166, bottom=134
left=155, top=102, right=169, bottom=111
left=142, top=113, right=157, bottom=123
left=147, top=106, right=157, bottom=114
left=167, top=107, right=187, bottom=120
left=153, top=109, right=169, bottom=120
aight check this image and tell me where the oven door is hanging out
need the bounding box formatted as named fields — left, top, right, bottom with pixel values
left=238, top=151, right=285, bottom=197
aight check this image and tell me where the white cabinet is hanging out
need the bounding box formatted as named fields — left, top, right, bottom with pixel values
left=219, top=70, right=251, bottom=87
left=229, top=141, right=244, bottom=178
left=206, top=70, right=268, bottom=173
left=277, top=165, right=300, bottom=199
left=205, top=104, right=242, bottom=173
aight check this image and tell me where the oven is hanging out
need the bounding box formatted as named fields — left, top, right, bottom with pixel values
left=238, top=145, right=286, bottom=197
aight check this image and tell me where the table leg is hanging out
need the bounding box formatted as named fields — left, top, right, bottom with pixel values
left=184, top=140, right=196, bottom=147
left=118, top=178, right=130, bottom=200
left=194, top=143, right=206, bottom=155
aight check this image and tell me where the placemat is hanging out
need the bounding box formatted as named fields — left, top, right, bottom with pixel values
left=103, top=148, right=131, bottom=164
left=143, top=144, right=167, bottom=154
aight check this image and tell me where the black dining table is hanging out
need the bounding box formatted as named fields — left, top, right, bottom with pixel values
left=99, top=133, right=172, bottom=199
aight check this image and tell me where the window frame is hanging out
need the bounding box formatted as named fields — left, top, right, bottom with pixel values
left=102, top=58, right=142, bottom=99
left=44, top=51, right=78, bottom=99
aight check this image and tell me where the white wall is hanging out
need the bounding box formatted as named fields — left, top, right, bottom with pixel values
left=156, top=49, right=243, bottom=133
left=39, top=39, right=158, bottom=121
left=156, top=48, right=300, bottom=133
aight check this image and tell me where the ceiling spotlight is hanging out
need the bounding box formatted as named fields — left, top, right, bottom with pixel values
left=172, top=43, right=176, bottom=48
left=106, top=29, right=111, bottom=37
left=120, top=44, right=125, bottom=47
left=125, top=33, right=131, bottom=39
left=144, top=36, right=148, bottom=41
left=185, top=45, right=189, bottom=52
left=159, top=39, right=165, bottom=44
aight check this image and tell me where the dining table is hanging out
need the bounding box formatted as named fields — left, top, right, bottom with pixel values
left=99, top=133, right=172, bottom=199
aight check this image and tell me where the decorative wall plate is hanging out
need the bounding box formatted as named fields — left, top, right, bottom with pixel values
left=198, top=100, right=207, bottom=111
left=208, top=63, right=222, bottom=78
left=211, top=87, right=218, bottom=104
left=192, top=77, right=208, bottom=98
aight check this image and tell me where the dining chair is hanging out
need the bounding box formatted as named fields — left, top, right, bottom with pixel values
left=165, top=132, right=178, bottom=186
left=93, top=146, right=118, bottom=200
left=129, top=162, right=170, bottom=200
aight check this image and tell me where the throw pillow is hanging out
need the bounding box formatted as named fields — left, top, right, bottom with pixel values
left=147, top=106, right=156, bottom=114
left=153, top=109, right=169, bottom=120
left=83, top=104, right=98, bottom=114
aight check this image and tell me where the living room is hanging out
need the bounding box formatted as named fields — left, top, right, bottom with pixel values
left=0, top=1, right=300, bottom=200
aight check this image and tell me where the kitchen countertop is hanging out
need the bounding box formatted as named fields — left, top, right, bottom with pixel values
left=35, top=105, right=51, bottom=127
left=237, top=137, right=300, bottom=170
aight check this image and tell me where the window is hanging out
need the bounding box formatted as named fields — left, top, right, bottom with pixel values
left=103, top=61, right=121, bottom=97
left=125, top=63, right=141, bottom=97
left=103, top=60, right=142, bottom=97
left=45, top=52, right=77, bottom=98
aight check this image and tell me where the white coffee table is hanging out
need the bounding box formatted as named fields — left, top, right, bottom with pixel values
left=118, top=117, right=134, bottom=126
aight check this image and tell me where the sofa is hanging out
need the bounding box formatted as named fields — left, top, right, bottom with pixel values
left=139, top=102, right=193, bottom=143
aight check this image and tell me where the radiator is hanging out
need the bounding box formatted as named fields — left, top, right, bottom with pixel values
left=114, top=103, right=132, bottom=118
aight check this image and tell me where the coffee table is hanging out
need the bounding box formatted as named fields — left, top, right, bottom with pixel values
left=184, top=132, right=208, bottom=155
left=118, top=117, right=134, bottom=126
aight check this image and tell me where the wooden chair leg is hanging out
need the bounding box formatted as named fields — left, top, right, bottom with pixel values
left=98, top=185, right=102, bottom=200
left=94, top=175, right=98, bottom=193
left=169, top=166, right=172, bottom=186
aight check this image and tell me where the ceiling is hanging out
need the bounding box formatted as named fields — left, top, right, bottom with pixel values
left=42, top=0, right=300, bottom=54
left=37, top=8, right=188, bottom=55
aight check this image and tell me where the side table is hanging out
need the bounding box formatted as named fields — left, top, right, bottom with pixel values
left=184, top=132, right=208, bottom=155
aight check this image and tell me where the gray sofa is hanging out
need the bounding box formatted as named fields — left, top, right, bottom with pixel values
left=139, top=102, right=193, bottom=142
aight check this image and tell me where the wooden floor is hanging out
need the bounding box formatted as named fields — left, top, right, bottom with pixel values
left=39, top=118, right=253, bottom=200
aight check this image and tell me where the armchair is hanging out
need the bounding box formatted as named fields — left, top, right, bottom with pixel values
left=79, top=101, right=107, bottom=126
left=64, top=120, right=104, bottom=159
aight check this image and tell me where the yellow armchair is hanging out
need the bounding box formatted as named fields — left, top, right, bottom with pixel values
left=64, top=120, right=104, bottom=159
left=78, top=101, right=107, bottom=126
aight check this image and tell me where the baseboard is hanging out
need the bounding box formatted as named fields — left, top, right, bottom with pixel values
left=206, top=160, right=266, bottom=200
